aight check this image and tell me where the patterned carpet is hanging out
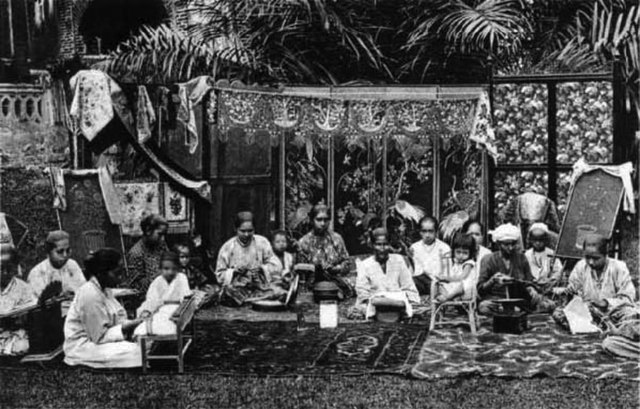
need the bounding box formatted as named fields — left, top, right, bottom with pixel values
left=412, top=314, right=640, bottom=380
left=181, top=320, right=426, bottom=375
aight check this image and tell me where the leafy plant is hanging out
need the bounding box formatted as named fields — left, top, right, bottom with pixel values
left=98, top=0, right=392, bottom=85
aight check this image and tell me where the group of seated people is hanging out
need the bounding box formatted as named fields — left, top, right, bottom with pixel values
left=1, top=204, right=638, bottom=369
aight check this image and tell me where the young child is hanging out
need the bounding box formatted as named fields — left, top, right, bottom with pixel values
left=27, top=230, right=86, bottom=299
left=271, top=230, right=294, bottom=287
left=524, top=223, right=563, bottom=293
left=435, top=233, right=476, bottom=303
left=137, top=251, right=191, bottom=318
left=174, top=243, right=208, bottom=290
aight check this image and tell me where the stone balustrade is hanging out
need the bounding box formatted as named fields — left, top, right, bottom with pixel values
left=0, top=84, right=49, bottom=126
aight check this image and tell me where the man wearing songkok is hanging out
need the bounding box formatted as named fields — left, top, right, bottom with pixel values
left=28, top=230, right=86, bottom=298
left=524, top=223, right=563, bottom=293
left=552, top=234, right=636, bottom=328
left=356, top=228, right=420, bottom=318
left=477, top=223, right=553, bottom=315
left=410, top=216, right=451, bottom=295
left=215, top=211, right=281, bottom=306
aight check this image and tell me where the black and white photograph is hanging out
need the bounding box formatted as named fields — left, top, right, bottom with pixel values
left=0, top=0, right=639, bottom=408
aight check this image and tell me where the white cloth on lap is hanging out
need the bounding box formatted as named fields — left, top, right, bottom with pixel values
left=134, top=304, right=180, bottom=337
left=365, top=291, right=413, bottom=319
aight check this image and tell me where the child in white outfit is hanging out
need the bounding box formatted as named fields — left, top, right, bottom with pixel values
left=435, top=233, right=476, bottom=302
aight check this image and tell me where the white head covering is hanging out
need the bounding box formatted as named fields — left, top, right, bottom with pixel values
left=528, top=222, right=549, bottom=237
left=490, top=223, right=521, bottom=242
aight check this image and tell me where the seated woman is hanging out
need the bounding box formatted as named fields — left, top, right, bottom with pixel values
left=552, top=234, right=636, bottom=329
left=125, top=214, right=170, bottom=293
left=0, top=246, right=37, bottom=356
left=297, top=204, right=353, bottom=299
left=355, top=228, right=419, bottom=319
left=63, top=248, right=144, bottom=369
left=137, top=252, right=191, bottom=318
left=462, top=220, right=492, bottom=265
left=215, top=211, right=281, bottom=306
left=27, top=230, right=86, bottom=299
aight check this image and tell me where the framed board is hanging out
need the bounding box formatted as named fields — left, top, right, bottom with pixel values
left=58, top=173, right=123, bottom=265
left=555, top=169, right=624, bottom=259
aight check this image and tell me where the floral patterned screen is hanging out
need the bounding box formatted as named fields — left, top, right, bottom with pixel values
left=494, top=83, right=548, bottom=164
left=556, top=82, right=613, bottom=164
left=492, top=81, right=614, bottom=222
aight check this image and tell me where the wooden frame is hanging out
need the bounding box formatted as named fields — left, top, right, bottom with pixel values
left=487, top=69, right=623, bottom=229
left=429, top=280, right=478, bottom=335
left=554, top=168, right=624, bottom=260
left=139, top=295, right=198, bottom=374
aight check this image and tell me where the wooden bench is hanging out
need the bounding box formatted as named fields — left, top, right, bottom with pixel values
left=139, top=294, right=198, bottom=373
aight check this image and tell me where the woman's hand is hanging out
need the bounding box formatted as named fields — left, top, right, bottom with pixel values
left=121, top=318, right=144, bottom=333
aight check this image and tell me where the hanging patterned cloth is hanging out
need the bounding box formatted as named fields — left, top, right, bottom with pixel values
left=136, top=85, right=156, bottom=143
left=69, top=70, right=116, bottom=141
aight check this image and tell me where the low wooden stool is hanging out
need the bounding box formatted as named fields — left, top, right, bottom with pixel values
left=139, top=294, right=198, bottom=374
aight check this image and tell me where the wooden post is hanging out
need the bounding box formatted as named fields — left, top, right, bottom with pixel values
left=382, top=133, right=388, bottom=228
left=327, top=135, right=335, bottom=230
left=486, top=56, right=495, bottom=233
left=432, top=133, right=440, bottom=221
left=7, top=0, right=14, bottom=57
left=547, top=82, right=558, bottom=203
left=279, top=130, right=286, bottom=230
left=612, top=51, right=625, bottom=164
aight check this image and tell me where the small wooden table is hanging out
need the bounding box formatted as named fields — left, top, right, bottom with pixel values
left=138, top=294, right=199, bottom=374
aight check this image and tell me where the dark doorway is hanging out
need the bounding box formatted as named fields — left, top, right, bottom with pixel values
left=79, top=0, right=168, bottom=54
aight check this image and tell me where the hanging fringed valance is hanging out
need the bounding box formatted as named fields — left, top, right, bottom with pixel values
left=215, top=83, right=498, bottom=159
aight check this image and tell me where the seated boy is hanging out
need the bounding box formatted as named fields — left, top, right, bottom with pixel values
left=524, top=223, right=563, bottom=294
left=135, top=252, right=192, bottom=337
left=137, top=252, right=191, bottom=318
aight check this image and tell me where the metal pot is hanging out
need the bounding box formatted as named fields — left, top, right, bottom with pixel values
left=313, top=281, right=339, bottom=303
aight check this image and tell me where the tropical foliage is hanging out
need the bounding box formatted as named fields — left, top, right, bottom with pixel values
left=97, top=0, right=639, bottom=115
left=98, top=0, right=393, bottom=84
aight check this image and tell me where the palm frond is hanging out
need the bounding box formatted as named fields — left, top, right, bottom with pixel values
left=96, top=24, right=254, bottom=83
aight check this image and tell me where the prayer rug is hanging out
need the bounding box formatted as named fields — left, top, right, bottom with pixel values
left=411, top=314, right=640, bottom=380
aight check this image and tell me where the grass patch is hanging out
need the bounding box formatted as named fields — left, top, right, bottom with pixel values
left=0, top=368, right=637, bottom=409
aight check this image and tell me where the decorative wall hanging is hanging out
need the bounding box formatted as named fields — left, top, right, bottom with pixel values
left=161, top=183, right=191, bottom=234
left=214, top=84, right=498, bottom=159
